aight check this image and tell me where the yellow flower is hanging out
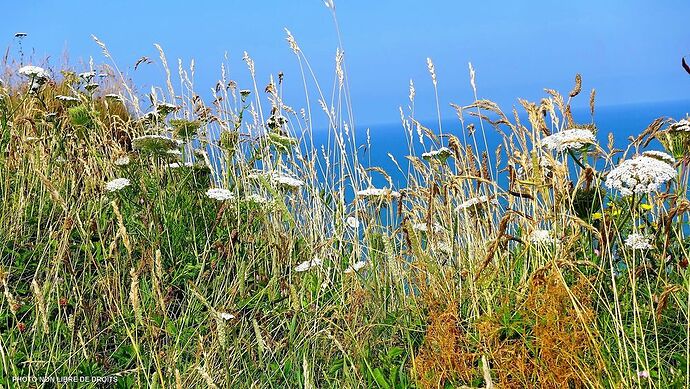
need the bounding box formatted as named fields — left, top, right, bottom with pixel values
left=592, top=212, right=603, bottom=220
left=640, top=203, right=653, bottom=211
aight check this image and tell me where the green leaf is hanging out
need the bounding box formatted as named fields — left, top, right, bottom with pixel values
left=386, top=347, right=404, bottom=360
left=372, top=368, right=391, bottom=389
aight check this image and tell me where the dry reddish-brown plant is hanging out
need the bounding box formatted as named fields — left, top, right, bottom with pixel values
left=414, top=303, right=478, bottom=388
left=478, top=266, right=599, bottom=388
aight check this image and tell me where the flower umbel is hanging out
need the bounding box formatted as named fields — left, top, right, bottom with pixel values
left=294, top=258, right=322, bottom=272
left=529, top=229, right=555, bottom=245
left=605, top=155, right=676, bottom=196
left=18, top=65, right=51, bottom=82
left=625, top=233, right=653, bottom=250
left=206, top=188, right=234, bottom=201
left=356, top=187, right=401, bottom=200
left=344, top=260, right=367, bottom=274
left=105, top=178, right=131, bottom=192
left=541, top=128, right=596, bottom=153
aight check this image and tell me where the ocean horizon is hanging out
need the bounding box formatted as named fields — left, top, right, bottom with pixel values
left=306, top=99, right=690, bottom=189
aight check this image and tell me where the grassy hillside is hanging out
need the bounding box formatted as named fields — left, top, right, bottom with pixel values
left=1, top=38, right=690, bottom=388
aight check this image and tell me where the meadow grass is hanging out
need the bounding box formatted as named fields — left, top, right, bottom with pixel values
left=1, top=30, right=690, bottom=389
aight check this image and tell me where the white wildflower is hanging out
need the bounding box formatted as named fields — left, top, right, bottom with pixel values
left=625, top=233, right=653, bottom=250
left=78, top=71, right=96, bottom=80
left=270, top=173, right=304, bottom=189
left=356, top=187, right=401, bottom=200
left=529, top=229, right=555, bottom=245
left=642, top=150, right=675, bottom=165
left=56, top=95, right=79, bottom=102
left=206, top=188, right=234, bottom=201
left=114, top=156, right=130, bottom=166
left=218, top=312, right=235, bottom=320
left=344, top=260, right=367, bottom=274
left=345, top=216, right=359, bottom=229
left=412, top=222, right=445, bottom=234
left=421, top=147, right=452, bottom=161
left=18, top=65, right=51, bottom=81
left=105, top=93, right=123, bottom=101
left=670, top=119, right=690, bottom=132
left=105, top=178, right=131, bottom=192
left=294, top=257, right=322, bottom=272
left=246, top=194, right=268, bottom=204
left=541, top=128, right=596, bottom=153
left=605, top=155, right=676, bottom=196
left=167, top=162, right=194, bottom=168
left=456, top=195, right=498, bottom=212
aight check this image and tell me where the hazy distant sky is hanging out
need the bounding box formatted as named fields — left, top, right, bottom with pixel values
left=2, top=1, right=689, bottom=125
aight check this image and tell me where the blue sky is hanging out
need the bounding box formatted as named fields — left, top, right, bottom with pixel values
left=1, top=1, right=689, bottom=125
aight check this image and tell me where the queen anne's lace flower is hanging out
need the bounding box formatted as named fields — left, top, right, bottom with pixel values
left=642, top=150, right=676, bottom=165
left=270, top=173, right=304, bottom=189
left=114, top=156, right=130, bottom=166
left=421, top=147, right=452, bottom=161
left=167, top=162, right=194, bottom=168
left=412, top=222, right=445, bottom=234
left=345, top=216, right=360, bottom=229
left=541, top=128, right=596, bottom=152
left=294, top=257, right=322, bottom=272
left=218, top=312, right=235, bottom=320
left=18, top=65, right=51, bottom=81
left=669, top=119, right=690, bottom=132
left=105, top=93, right=123, bottom=101
left=55, top=95, right=79, bottom=102
left=529, top=229, right=555, bottom=245
left=605, top=155, right=676, bottom=196
left=625, top=233, right=653, bottom=250
left=356, top=187, right=401, bottom=200
left=79, top=71, right=96, bottom=80
left=206, top=188, right=234, bottom=201
left=105, top=178, right=131, bottom=192
left=456, top=195, right=499, bottom=212
left=344, top=260, right=367, bottom=274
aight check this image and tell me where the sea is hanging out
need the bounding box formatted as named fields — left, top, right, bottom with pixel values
left=307, top=100, right=690, bottom=190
